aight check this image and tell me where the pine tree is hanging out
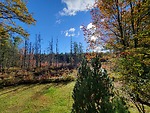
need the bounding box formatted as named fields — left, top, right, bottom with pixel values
left=72, top=55, right=114, bottom=113
left=23, top=39, right=28, bottom=68
left=34, top=34, right=42, bottom=67
left=70, top=36, right=73, bottom=65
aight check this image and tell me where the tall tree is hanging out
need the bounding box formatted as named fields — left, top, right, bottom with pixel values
left=55, top=38, right=59, bottom=67
left=49, top=38, right=53, bottom=66
left=28, top=42, right=31, bottom=68
left=0, top=35, right=21, bottom=70
left=0, top=0, right=35, bottom=69
left=0, top=0, right=35, bottom=39
left=83, top=0, right=150, bottom=112
left=12, top=36, right=22, bottom=67
left=23, top=39, right=28, bottom=68
left=28, top=42, right=34, bottom=68
left=73, top=42, right=79, bottom=66
left=78, top=42, right=84, bottom=62
left=34, top=34, right=42, bottom=67
left=70, top=36, right=73, bottom=65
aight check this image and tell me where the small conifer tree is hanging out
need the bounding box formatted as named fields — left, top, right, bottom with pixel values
left=72, top=55, right=114, bottom=113
left=113, top=96, right=130, bottom=113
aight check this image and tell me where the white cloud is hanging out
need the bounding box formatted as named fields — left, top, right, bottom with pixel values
left=91, top=36, right=97, bottom=41
left=56, top=19, right=62, bottom=24
left=69, top=28, right=75, bottom=32
left=93, top=46, right=109, bottom=53
left=65, top=32, right=75, bottom=37
left=85, top=23, right=108, bottom=52
left=64, top=27, right=76, bottom=37
left=86, top=23, right=98, bottom=41
left=77, top=32, right=80, bottom=36
left=79, top=25, right=83, bottom=30
left=65, top=32, right=69, bottom=36
left=60, top=0, right=96, bottom=16
left=101, top=18, right=105, bottom=22
left=87, top=23, right=93, bottom=29
left=87, top=23, right=96, bottom=30
left=64, top=28, right=80, bottom=37
left=93, top=46, right=102, bottom=52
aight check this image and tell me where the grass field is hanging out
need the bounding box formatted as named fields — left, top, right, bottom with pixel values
left=0, top=81, right=149, bottom=113
left=0, top=82, right=75, bottom=113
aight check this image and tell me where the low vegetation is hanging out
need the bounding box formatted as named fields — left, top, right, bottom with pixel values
left=0, top=66, right=76, bottom=87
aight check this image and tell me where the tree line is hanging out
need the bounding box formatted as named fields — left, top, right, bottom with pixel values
left=0, top=33, right=84, bottom=70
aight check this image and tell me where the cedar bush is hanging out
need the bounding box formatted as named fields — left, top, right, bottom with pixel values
left=72, top=56, right=129, bottom=113
left=72, top=56, right=114, bottom=113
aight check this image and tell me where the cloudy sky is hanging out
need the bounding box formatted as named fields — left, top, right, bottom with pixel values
left=22, top=0, right=96, bottom=53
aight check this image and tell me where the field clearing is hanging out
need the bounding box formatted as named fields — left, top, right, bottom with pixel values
left=0, top=82, right=75, bottom=113
left=0, top=80, right=149, bottom=113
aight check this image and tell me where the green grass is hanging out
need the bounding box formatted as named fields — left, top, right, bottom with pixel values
left=0, top=82, right=75, bottom=113
left=0, top=81, right=149, bottom=113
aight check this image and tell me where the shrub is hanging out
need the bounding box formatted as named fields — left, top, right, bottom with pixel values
left=113, top=96, right=130, bottom=113
left=72, top=56, right=114, bottom=113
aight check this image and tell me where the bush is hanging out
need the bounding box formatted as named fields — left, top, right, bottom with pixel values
left=72, top=56, right=114, bottom=113
left=113, top=96, right=130, bottom=113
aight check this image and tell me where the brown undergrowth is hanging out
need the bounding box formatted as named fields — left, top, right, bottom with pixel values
left=0, top=65, right=76, bottom=87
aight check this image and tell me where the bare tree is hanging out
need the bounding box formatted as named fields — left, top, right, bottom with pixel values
left=49, top=37, right=53, bottom=66
left=34, top=34, right=42, bottom=67
left=55, top=38, right=59, bottom=67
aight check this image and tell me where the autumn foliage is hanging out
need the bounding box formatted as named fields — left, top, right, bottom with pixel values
left=82, top=0, right=150, bottom=112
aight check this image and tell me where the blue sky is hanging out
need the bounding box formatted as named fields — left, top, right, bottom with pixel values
left=22, top=0, right=96, bottom=53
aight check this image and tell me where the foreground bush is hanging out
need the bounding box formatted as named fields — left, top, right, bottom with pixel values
left=72, top=56, right=129, bottom=113
left=72, top=56, right=114, bottom=113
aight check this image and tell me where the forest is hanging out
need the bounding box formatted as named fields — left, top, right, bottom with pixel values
left=0, top=0, right=150, bottom=113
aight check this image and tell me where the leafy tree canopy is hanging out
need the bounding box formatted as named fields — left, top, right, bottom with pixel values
left=82, top=0, right=150, bottom=112
left=0, top=0, right=35, bottom=39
